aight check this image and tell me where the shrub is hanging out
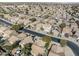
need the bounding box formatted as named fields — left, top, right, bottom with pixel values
left=39, top=5, right=43, bottom=11
left=0, top=14, right=4, bottom=18
left=43, top=15, right=49, bottom=19
left=29, top=18, right=36, bottom=22
left=40, top=27, right=44, bottom=30
left=25, top=8, right=29, bottom=14
left=75, top=20, right=79, bottom=28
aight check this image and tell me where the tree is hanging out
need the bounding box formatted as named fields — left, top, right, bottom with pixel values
left=2, top=45, right=13, bottom=56
left=0, top=46, right=6, bottom=52
left=60, top=39, right=68, bottom=47
left=21, top=43, right=32, bottom=56
left=4, top=40, right=20, bottom=51
left=11, top=23, right=24, bottom=31
left=42, top=36, right=51, bottom=43
left=44, top=42, right=50, bottom=56
left=42, top=36, right=51, bottom=56
left=59, top=23, right=66, bottom=33
left=10, top=40, right=21, bottom=50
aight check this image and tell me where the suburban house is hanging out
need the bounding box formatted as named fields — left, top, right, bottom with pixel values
left=0, top=27, right=8, bottom=36
left=17, top=33, right=27, bottom=40
left=19, top=36, right=33, bottom=48
left=31, top=44, right=45, bottom=56
left=8, top=35, right=19, bottom=44
left=3, top=29, right=15, bottom=39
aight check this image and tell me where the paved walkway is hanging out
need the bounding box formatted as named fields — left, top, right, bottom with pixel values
left=64, top=46, right=75, bottom=56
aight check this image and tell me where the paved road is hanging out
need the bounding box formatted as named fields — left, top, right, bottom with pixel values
left=0, top=18, right=79, bottom=56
